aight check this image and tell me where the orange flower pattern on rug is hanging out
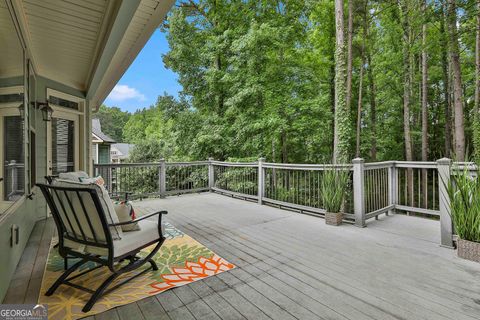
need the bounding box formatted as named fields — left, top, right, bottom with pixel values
left=149, top=255, right=235, bottom=294
left=38, top=222, right=235, bottom=320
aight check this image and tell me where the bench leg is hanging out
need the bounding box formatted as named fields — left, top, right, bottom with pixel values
left=45, top=258, right=88, bottom=296
left=82, top=273, right=120, bottom=312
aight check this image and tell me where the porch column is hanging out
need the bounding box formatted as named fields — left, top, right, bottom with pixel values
left=388, top=162, right=396, bottom=215
left=208, top=158, right=214, bottom=190
left=353, top=158, right=366, bottom=227
left=437, top=158, right=453, bottom=248
left=258, top=157, right=265, bottom=205
left=159, top=158, right=166, bottom=198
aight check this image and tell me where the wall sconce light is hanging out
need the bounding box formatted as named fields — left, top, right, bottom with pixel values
left=31, top=101, right=53, bottom=121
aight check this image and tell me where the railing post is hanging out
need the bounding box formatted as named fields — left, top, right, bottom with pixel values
left=208, top=158, right=214, bottom=190
left=437, top=158, right=453, bottom=248
left=388, top=162, right=396, bottom=215
left=353, top=158, right=366, bottom=227
left=159, top=158, right=166, bottom=198
left=10, top=161, right=18, bottom=194
left=258, top=157, right=265, bottom=205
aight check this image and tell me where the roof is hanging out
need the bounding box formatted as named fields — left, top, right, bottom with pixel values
left=111, top=143, right=135, bottom=159
left=92, top=118, right=115, bottom=143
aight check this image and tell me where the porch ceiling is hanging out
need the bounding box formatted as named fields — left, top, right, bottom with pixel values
left=16, top=0, right=118, bottom=90
left=0, top=1, right=23, bottom=78
left=5, top=0, right=175, bottom=107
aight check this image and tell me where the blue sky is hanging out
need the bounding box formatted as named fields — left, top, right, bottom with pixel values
left=104, top=29, right=182, bottom=113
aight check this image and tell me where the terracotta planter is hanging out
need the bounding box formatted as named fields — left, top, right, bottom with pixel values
left=457, top=238, right=480, bottom=263
left=325, top=212, right=343, bottom=226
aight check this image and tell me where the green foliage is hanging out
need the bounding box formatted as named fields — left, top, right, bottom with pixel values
left=94, top=105, right=130, bottom=142
left=153, top=244, right=212, bottom=276
left=445, top=164, right=480, bottom=242
left=96, top=0, right=479, bottom=164
left=321, top=168, right=350, bottom=213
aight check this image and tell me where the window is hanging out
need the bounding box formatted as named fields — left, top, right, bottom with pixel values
left=98, top=145, right=110, bottom=164
left=49, top=95, right=79, bottom=110
left=51, top=118, right=75, bottom=175
left=0, top=93, right=24, bottom=103
left=3, top=116, right=25, bottom=201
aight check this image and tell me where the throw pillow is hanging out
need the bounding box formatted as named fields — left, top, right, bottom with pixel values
left=113, top=201, right=140, bottom=232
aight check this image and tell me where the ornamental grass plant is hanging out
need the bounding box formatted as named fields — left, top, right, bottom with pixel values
left=321, top=167, right=350, bottom=213
left=445, top=163, right=480, bottom=243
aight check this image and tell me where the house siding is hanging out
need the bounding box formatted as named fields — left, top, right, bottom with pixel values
left=0, top=76, right=89, bottom=302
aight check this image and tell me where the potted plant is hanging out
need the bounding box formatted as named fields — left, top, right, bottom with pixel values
left=321, top=167, right=350, bottom=226
left=445, top=163, right=480, bottom=262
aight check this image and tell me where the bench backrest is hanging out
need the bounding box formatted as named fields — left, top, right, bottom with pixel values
left=37, top=183, right=113, bottom=253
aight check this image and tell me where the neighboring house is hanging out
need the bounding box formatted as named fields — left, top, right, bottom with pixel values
left=92, top=119, right=115, bottom=164
left=111, top=143, right=135, bottom=163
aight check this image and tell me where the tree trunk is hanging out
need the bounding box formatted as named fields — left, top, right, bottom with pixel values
left=213, top=0, right=224, bottom=115
left=474, top=0, right=480, bottom=160
left=421, top=0, right=428, bottom=208
left=399, top=0, right=414, bottom=207
left=330, top=64, right=336, bottom=155
left=355, top=0, right=368, bottom=158
left=367, top=52, right=377, bottom=161
left=355, top=62, right=364, bottom=158
left=333, top=0, right=350, bottom=163
left=441, top=3, right=452, bottom=158
left=447, top=0, right=465, bottom=161
left=346, top=0, right=354, bottom=112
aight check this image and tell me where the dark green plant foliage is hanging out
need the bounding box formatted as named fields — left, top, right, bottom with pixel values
left=94, top=105, right=130, bottom=142
left=446, top=165, right=480, bottom=242
left=320, top=168, right=350, bottom=213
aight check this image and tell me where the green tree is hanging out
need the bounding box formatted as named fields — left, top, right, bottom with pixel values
left=93, top=105, right=130, bottom=142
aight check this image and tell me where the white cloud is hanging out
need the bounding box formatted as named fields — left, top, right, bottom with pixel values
left=107, top=84, right=146, bottom=102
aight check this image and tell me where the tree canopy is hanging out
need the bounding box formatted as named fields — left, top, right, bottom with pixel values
left=100, top=0, right=480, bottom=164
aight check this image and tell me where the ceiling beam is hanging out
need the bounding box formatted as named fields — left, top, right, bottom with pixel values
left=86, top=0, right=141, bottom=100
left=92, top=0, right=175, bottom=110
left=7, top=0, right=38, bottom=74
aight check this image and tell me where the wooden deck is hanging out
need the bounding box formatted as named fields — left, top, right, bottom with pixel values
left=4, top=192, right=480, bottom=320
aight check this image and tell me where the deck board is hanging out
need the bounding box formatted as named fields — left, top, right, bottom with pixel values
left=4, top=192, right=480, bottom=320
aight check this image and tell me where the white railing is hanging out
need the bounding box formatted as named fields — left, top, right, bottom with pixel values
left=4, top=160, right=25, bottom=200
left=94, top=157, right=460, bottom=247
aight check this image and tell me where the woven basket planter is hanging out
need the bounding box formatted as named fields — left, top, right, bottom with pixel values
left=457, top=239, right=480, bottom=263
left=325, top=212, right=343, bottom=226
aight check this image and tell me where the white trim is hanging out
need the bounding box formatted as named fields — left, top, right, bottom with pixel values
left=47, top=89, right=84, bottom=104
left=50, top=105, right=83, bottom=116
left=0, top=196, right=26, bottom=224
left=48, top=112, right=80, bottom=174
left=47, top=88, right=85, bottom=115
left=92, top=132, right=103, bottom=142
left=46, top=89, right=86, bottom=174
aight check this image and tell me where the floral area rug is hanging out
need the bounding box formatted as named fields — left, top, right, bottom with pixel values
left=38, top=222, right=235, bottom=320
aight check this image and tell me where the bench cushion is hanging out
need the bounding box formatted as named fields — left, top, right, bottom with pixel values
left=64, top=219, right=160, bottom=257
left=52, top=179, right=123, bottom=241
left=58, top=171, right=89, bottom=181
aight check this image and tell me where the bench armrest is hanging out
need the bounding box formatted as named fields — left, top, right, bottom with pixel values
left=109, top=210, right=168, bottom=227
